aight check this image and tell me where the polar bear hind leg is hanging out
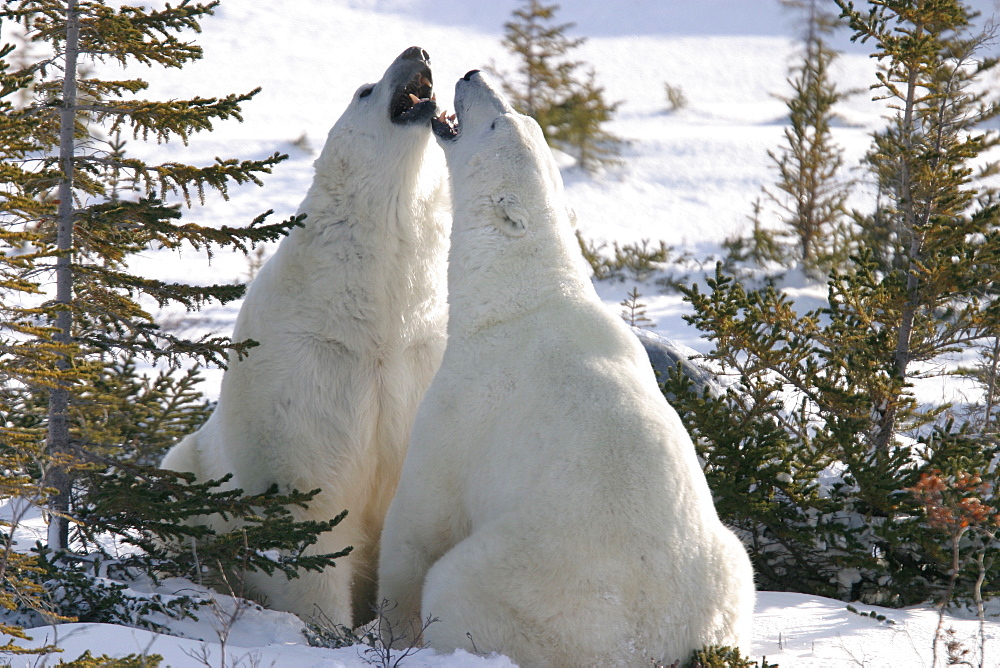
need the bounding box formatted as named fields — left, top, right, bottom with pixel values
left=421, top=529, right=545, bottom=665
left=420, top=523, right=630, bottom=668
left=238, top=497, right=364, bottom=623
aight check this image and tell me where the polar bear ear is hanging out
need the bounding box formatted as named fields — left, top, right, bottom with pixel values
left=491, top=193, right=528, bottom=238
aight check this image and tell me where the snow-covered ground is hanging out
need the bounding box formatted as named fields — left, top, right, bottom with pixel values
left=8, top=575, right=1000, bottom=667
left=6, top=0, right=1000, bottom=665
left=7, top=483, right=1000, bottom=666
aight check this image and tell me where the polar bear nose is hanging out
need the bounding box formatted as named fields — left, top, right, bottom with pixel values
left=402, top=46, right=430, bottom=63
left=463, top=69, right=480, bottom=81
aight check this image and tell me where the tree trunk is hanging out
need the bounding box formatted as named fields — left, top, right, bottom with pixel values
left=45, top=0, right=81, bottom=551
left=873, top=53, right=921, bottom=453
left=984, top=338, right=1000, bottom=431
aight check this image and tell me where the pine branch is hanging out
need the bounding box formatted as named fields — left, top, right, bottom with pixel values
left=5, top=0, right=221, bottom=68
left=76, top=263, right=246, bottom=310
left=101, top=151, right=286, bottom=204
left=88, top=89, right=263, bottom=144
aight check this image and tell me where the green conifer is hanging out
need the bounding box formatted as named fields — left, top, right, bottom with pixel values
left=0, top=4, right=348, bottom=631
left=549, top=68, right=622, bottom=171
left=671, top=0, right=1000, bottom=604
left=0, top=18, right=74, bottom=652
left=499, top=0, right=622, bottom=171
left=836, top=0, right=1000, bottom=451
left=620, top=286, right=655, bottom=329
left=767, top=0, right=854, bottom=275
left=0, top=0, right=303, bottom=549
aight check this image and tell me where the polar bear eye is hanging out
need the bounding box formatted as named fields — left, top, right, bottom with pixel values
left=359, top=86, right=374, bottom=99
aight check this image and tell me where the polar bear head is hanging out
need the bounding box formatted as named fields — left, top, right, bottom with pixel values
left=432, top=70, right=567, bottom=237
left=432, top=70, right=590, bottom=331
left=335, top=44, right=436, bottom=137
left=310, top=46, right=441, bottom=204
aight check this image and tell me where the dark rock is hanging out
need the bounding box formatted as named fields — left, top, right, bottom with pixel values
left=631, top=327, right=726, bottom=399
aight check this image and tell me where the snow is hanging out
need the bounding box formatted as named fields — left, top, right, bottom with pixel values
left=5, top=0, right=1000, bottom=665
left=6, top=587, right=1000, bottom=666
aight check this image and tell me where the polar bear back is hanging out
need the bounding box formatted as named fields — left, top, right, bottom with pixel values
left=413, top=295, right=716, bottom=536
left=402, top=304, right=752, bottom=664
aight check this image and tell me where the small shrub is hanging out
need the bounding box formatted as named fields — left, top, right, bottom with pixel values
left=721, top=198, right=788, bottom=275
left=304, top=607, right=378, bottom=649
left=307, top=599, right=438, bottom=668
left=664, top=82, right=687, bottom=112
left=613, top=239, right=673, bottom=281
left=685, top=645, right=777, bottom=668
left=18, top=544, right=206, bottom=633
left=57, top=651, right=163, bottom=667
left=576, top=232, right=686, bottom=285
left=577, top=231, right=613, bottom=280
left=73, top=465, right=351, bottom=586
left=620, top=286, right=656, bottom=329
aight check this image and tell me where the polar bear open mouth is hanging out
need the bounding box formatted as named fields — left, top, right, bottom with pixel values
left=432, top=109, right=459, bottom=140
left=391, top=65, right=435, bottom=124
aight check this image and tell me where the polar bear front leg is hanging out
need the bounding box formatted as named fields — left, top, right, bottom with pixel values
left=160, top=430, right=204, bottom=481
left=418, top=523, right=556, bottom=666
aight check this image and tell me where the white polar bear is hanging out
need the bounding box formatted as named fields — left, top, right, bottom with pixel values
left=377, top=71, right=755, bottom=667
left=160, top=46, right=449, bottom=627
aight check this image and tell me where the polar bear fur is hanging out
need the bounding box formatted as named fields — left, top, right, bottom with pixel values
left=377, top=71, right=755, bottom=667
left=160, top=47, right=449, bottom=627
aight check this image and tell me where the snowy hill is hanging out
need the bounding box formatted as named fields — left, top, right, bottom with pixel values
left=6, top=0, right=1000, bottom=665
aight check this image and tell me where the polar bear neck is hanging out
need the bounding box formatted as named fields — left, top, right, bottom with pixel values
left=446, top=206, right=594, bottom=338
left=256, top=132, right=449, bottom=342
left=305, top=128, right=443, bottom=250
left=306, top=130, right=442, bottom=232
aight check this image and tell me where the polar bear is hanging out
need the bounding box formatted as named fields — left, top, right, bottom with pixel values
left=377, top=71, right=755, bottom=667
left=160, top=46, right=449, bottom=627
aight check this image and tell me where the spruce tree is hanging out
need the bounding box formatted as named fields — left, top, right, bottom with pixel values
left=0, top=0, right=302, bottom=549
left=1, top=23, right=77, bottom=649
left=620, top=286, right=654, bottom=329
left=0, top=4, right=349, bottom=633
left=501, top=0, right=582, bottom=122
left=836, top=0, right=1000, bottom=451
left=549, top=68, right=622, bottom=171
left=499, top=0, right=622, bottom=171
left=665, top=270, right=846, bottom=596
left=766, top=0, right=854, bottom=275
left=669, top=0, right=1000, bottom=604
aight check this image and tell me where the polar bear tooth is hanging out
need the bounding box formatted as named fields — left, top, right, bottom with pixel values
left=409, top=93, right=422, bottom=104
left=420, top=74, right=431, bottom=87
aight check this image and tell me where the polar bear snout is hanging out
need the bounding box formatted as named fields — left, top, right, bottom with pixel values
left=401, top=46, right=430, bottom=63
left=386, top=47, right=436, bottom=125
left=432, top=70, right=519, bottom=143
left=456, top=71, right=515, bottom=124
